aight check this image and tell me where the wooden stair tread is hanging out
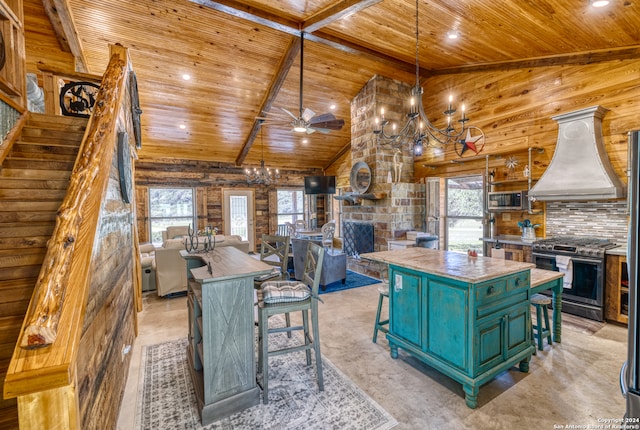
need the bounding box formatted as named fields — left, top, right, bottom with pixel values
left=26, top=112, right=88, bottom=130
left=1, top=159, right=75, bottom=171
left=0, top=201, right=61, bottom=211
left=18, top=128, right=85, bottom=144
left=0, top=178, right=70, bottom=190
left=0, top=167, right=71, bottom=180
left=0, top=189, right=67, bottom=200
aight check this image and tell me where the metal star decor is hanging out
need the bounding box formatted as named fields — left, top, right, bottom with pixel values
left=454, top=126, right=485, bottom=157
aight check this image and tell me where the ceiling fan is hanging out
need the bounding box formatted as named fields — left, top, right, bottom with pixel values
left=264, top=32, right=345, bottom=135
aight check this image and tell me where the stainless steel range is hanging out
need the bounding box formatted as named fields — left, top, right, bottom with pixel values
left=532, top=236, right=619, bottom=321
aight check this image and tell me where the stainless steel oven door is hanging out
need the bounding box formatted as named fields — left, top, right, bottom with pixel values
left=532, top=252, right=604, bottom=307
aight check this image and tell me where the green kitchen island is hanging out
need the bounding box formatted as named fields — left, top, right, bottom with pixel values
left=363, top=247, right=537, bottom=408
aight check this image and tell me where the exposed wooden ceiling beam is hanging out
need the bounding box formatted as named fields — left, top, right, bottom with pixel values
left=431, top=45, right=640, bottom=75
left=189, top=0, right=419, bottom=74
left=189, top=0, right=300, bottom=35
left=235, top=36, right=302, bottom=166
left=302, top=0, right=382, bottom=33
left=41, top=0, right=89, bottom=73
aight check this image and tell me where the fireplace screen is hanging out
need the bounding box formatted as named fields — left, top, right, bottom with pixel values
left=343, top=222, right=374, bottom=256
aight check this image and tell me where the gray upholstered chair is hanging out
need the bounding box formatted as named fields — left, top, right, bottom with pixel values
left=257, top=241, right=325, bottom=404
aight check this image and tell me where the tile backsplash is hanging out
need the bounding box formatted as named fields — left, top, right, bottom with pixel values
left=545, top=200, right=628, bottom=244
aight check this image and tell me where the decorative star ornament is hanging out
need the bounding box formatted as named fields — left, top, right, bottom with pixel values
left=455, top=126, right=485, bottom=157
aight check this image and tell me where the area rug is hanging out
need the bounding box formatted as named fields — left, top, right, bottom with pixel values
left=136, top=323, right=397, bottom=429
left=320, top=270, right=381, bottom=294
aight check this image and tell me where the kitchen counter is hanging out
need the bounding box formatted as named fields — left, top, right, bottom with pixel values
left=362, top=247, right=534, bottom=283
left=482, top=235, right=535, bottom=247
left=607, top=244, right=627, bottom=256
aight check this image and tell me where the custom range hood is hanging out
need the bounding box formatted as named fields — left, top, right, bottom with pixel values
left=529, top=105, right=626, bottom=201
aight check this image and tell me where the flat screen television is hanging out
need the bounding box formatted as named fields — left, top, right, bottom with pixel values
left=304, top=175, right=336, bottom=195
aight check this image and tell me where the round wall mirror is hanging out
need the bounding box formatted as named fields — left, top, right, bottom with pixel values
left=350, top=161, right=372, bottom=194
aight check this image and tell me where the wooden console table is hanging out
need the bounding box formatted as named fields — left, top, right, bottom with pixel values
left=182, top=247, right=272, bottom=425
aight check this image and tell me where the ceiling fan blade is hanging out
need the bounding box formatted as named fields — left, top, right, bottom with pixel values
left=309, top=119, right=345, bottom=130
left=309, top=126, right=331, bottom=134
left=281, top=107, right=298, bottom=120
left=305, top=127, right=316, bottom=134
left=309, top=112, right=336, bottom=124
left=302, top=107, right=315, bottom=122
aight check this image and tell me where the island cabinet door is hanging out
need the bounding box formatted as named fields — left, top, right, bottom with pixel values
left=389, top=267, right=425, bottom=350
left=475, top=302, right=530, bottom=375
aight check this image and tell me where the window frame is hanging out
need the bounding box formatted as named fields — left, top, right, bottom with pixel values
left=148, top=187, right=197, bottom=245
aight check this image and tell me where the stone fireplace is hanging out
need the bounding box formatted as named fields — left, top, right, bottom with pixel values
left=341, top=75, right=426, bottom=277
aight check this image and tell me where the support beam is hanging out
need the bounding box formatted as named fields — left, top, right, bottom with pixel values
left=302, top=0, right=382, bottom=33
left=41, top=0, right=89, bottom=73
left=235, top=37, right=301, bottom=166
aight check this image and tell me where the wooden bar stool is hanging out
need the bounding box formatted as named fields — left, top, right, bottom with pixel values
left=372, top=282, right=389, bottom=343
left=531, top=293, right=552, bottom=351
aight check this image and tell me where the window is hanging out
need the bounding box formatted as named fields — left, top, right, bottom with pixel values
left=445, top=175, right=484, bottom=254
left=148, top=187, right=196, bottom=245
left=276, top=188, right=305, bottom=226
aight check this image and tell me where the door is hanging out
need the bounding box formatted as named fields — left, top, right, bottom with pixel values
left=223, top=189, right=255, bottom=252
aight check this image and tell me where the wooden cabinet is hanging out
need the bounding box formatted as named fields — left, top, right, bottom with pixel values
left=388, top=265, right=533, bottom=408
left=489, top=243, right=533, bottom=263
left=606, top=254, right=628, bottom=324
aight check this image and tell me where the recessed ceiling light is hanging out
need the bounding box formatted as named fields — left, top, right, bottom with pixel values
left=179, top=124, right=186, bottom=129
left=302, top=138, right=309, bottom=144
left=446, top=31, right=459, bottom=40
left=182, top=74, right=191, bottom=81
left=590, top=0, right=610, bottom=7
left=329, top=104, right=336, bottom=110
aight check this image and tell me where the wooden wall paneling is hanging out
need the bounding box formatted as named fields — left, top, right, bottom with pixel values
left=0, top=0, right=26, bottom=106
left=23, top=0, right=75, bottom=75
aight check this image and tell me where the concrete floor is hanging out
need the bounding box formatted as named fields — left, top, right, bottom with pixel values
left=117, top=285, right=628, bottom=430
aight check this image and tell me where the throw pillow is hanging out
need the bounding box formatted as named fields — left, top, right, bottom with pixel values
left=262, top=281, right=310, bottom=304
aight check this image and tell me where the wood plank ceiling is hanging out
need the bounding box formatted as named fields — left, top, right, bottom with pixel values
left=47, top=0, right=640, bottom=171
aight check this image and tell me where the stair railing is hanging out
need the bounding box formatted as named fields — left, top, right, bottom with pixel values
left=0, top=92, right=28, bottom=165
left=3, top=44, right=131, bottom=429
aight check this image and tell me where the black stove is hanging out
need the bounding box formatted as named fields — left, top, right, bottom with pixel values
left=532, top=235, right=618, bottom=321
left=532, top=236, right=618, bottom=258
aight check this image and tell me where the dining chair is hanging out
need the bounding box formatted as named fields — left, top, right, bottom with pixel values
left=257, top=241, right=325, bottom=404
left=294, top=219, right=306, bottom=231
left=321, top=222, right=335, bottom=251
left=284, top=221, right=297, bottom=238
left=254, top=234, right=291, bottom=287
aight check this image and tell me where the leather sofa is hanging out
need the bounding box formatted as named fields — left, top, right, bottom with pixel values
left=155, top=234, right=250, bottom=297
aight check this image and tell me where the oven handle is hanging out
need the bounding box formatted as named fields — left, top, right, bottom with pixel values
left=532, top=252, right=604, bottom=265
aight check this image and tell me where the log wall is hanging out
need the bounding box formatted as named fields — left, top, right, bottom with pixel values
left=134, top=161, right=322, bottom=246
left=74, top=86, right=137, bottom=429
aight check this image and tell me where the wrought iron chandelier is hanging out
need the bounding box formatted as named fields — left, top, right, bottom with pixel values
left=245, top=125, right=280, bottom=185
left=373, top=0, right=478, bottom=156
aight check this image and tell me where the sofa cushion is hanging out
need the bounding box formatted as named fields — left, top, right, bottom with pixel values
left=139, top=243, right=156, bottom=254
left=262, top=281, right=310, bottom=304
left=166, top=225, right=190, bottom=239
left=163, top=238, right=185, bottom=249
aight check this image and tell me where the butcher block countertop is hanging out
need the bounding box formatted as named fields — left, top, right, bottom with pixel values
left=530, top=268, right=564, bottom=288
left=361, top=248, right=534, bottom=283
